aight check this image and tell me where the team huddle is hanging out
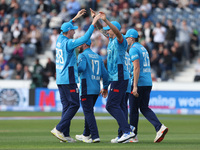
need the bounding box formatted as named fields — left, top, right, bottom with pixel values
left=50, top=8, right=168, bottom=144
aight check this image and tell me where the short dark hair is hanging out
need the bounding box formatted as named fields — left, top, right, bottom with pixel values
left=135, top=35, right=139, bottom=42
left=62, top=31, right=68, bottom=35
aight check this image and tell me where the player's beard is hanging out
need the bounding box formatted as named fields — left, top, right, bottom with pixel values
left=79, top=46, right=83, bottom=53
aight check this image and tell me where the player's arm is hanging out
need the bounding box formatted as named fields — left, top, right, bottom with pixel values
left=90, top=8, right=108, bottom=38
left=132, top=59, right=140, bottom=97
left=72, top=9, right=86, bottom=22
left=99, top=12, right=123, bottom=42
left=68, top=14, right=101, bottom=50
left=78, top=54, right=87, bottom=73
left=129, top=47, right=140, bottom=97
left=101, top=59, right=109, bottom=89
left=100, top=59, right=109, bottom=98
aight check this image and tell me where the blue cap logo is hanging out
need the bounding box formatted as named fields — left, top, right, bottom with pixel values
left=125, top=29, right=138, bottom=38
left=61, top=22, right=78, bottom=32
left=103, top=21, right=121, bottom=31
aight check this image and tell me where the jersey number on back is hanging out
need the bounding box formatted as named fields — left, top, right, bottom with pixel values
left=92, top=60, right=99, bottom=75
left=142, top=52, right=150, bottom=67
left=56, top=48, right=64, bottom=64
left=125, top=57, right=131, bottom=73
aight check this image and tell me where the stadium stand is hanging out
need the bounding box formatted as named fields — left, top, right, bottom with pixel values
left=0, top=0, right=200, bottom=87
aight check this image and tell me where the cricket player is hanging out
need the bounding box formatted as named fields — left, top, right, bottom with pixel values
left=125, top=28, right=168, bottom=143
left=50, top=9, right=101, bottom=142
left=75, top=39, right=109, bottom=143
left=90, top=9, right=135, bottom=143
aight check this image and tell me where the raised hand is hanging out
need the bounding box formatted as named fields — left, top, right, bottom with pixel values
left=90, top=8, right=96, bottom=18
left=99, top=12, right=107, bottom=21
left=92, top=13, right=101, bottom=25
left=77, top=9, right=86, bottom=18
left=72, top=9, right=86, bottom=22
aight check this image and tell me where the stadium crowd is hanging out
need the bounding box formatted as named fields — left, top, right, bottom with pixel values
left=0, top=0, right=200, bottom=87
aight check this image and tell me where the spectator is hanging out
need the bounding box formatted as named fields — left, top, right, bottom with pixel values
left=23, top=65, right=32, bottom=80
left=40, top=12, right=49, bottom=29
left=142, top=21, right=154, bottom=51
left=10, top=12, right=21, bottom=26
left=7, top=0, right=20, bottom=15
left=2, top=26, right=12, bottom=45
left=31, top=58, right=44, bottom=88
left=121, top=10, right=130, bottom=25
left=20, top=12, right=32, bottom=28
left=170, top=41, right=182, bottom=64
left=74, top=24, right=85, bottom=39
left=20, top=27, right=36, bottom=57
left=109, top=11, right=121, bottom=23
left=44, top=57, right=56, bottom=79
left=49, top=9, right=62, bottom=29
left=1, top=18, right=11, bottom=31
left=33, top=58, right=43, bottom=75
left=36, top=0, right=49, bottom=14
left=66, top=0, right=81, bottom=19
left=140, top=11, right=153, bottom=25
left=86, top=0, right=98, bottom=11
left=27, top=24, right=42, bottom=54
left=58, top=7, right=70, bottom=22
left=3, top=41, right=15, bottom=61
left=12, top=42, right=24, bottom=63
left=164, top=19, right=176, bottom=50
left=152, top=22, right=166, bottom=50
left=91, top=35, right=107, bottom=54
left=159, top=48, right=173, bottom=81
left=135, top=22, right=143, bottom=38
left=150, top=49, right=160, bottom=77
left=0, top=64, right=14, bottom=79
left=129, top=10, right=141, bottom=28
left=49, top=0, right=60, bottom=13
left=0, top=0, right=8, bottom=14
left=118, top=0, right=126, bottom=11
left=11, top=18, right=23, bottom=32
left=12, top=26, right=22, bottom=44
left=20, top=27, right=30, bottom=44
left=106, top=0, right=117, bottom=12
left=12, top=62, right=24, bottom=79
left=190, top=29, right=199, bottom=59
left=82, top=16, right=92, bottom=32
left=177, top=20, right=192, bottom=65
left=49, top=29, right=59, bottom=57
left=178, top=0, right=189, bottom=8
left=139, top=0, right=152, bottom=14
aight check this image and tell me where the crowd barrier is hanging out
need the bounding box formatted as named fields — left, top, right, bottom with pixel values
left=0, top=80, right=200, bottom=114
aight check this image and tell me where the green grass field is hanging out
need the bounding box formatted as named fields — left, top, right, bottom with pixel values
left=0, top=112, right=200, bottom=150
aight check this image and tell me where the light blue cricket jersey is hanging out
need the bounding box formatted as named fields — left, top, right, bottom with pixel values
left=107, top=35, right=129, bottom=81
left=129, top=42, right=152, bottom=86
left=125, top=52, right=132, bottom=93
left=56, top=20, right=95, bottom=84
left=78, top=48, right=109, bottom=96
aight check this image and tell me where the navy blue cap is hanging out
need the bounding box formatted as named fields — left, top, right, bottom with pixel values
left=103, top=21, right=121, bottom=31
left=61, top=22, right=78, bottom=32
